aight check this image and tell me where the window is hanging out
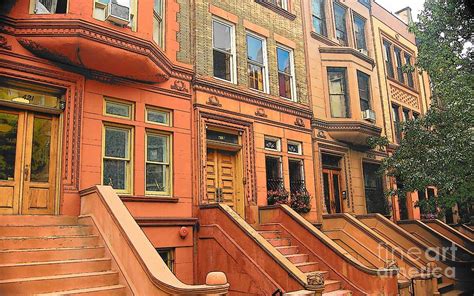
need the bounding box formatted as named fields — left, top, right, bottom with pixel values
left=104, top=99, right=133, bottom=119
left=264, top=136, right=281, bottom=151
left=363, top=162, right=388, bottom=215
left=146, top=107, right=171, bottom=126
left=93, top=0, right=136, bottom=31
left=103, top=126, right=132, bottom=193
left=146, top=133, right=171, bottom=195
left=404, top=53, right=414, bottom=88
left=327, top=68, right=349, bottom=118
left=277, top=46, right=296, bottom=101
left=402, top=108, right=410, bottom=122
left=358, top=0, right=370, bottom=7
left=333, top=3, right=347, bottom=45
left=289, top=159, right=304, bottom=193
left=287, top=141, right=302, bottom=155
left=266, top=156, right=283, bottom=190
left=312, top=0, right=327, bottom=36
left=33, top=0, right=67, bottom=14
left=391, top=104, right=401, bottom=143
left=357, top=71, right=371, bottom=112
left=247, top=33, right=268, bottom=92
left=394, top=47, right=405, bottom=83
left=157, top=249, right=174, bottom=273
left=353, top=15, right=367, bottom=51
left=269, top=0, right=289, bottom=10
left=153, top=0, right=164, bottom=48
left=212, top=18, right=236, bottom=83
left=383, top=40, right=394, bottom=78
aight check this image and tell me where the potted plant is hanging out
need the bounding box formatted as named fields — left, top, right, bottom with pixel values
left=267, top=188, right=289, bottom=206
left=290, top=189, right=312, bottom=213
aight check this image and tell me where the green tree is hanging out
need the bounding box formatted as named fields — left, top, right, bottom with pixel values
left=381, top=0, right=474, bottom=222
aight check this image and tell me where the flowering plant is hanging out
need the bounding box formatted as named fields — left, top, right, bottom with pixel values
left=290, top=190, right=312, bottom=213
left=267, top=188, right=289, bottom=205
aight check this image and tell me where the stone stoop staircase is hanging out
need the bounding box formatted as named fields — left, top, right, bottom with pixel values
left=0, top=215, right=128, bottom=295
left=257, top=223, right=353, bottom=296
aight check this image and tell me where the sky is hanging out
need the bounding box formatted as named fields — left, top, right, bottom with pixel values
left=375, top=0, right=425, bottom=21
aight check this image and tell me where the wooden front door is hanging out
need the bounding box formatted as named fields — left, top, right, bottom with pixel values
left=322, top=169, right=343, bottom=214
left=206, top=148, right=244, bottom=216
left=0, top=109, right=59, bottom=215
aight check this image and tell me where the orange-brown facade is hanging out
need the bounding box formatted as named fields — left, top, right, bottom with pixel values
left=1, top=0, right=471, bottom=295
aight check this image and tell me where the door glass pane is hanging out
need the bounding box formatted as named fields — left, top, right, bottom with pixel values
left=146, top=163, right=165, bottom=192
left=333, top=174, right=341, bottom=213
left=323, top=173, right=331, bottom=213
left=30, top=117, right=52, bottom=183
left=0, top=112, right=18, bottom=181
left=103, top=159, right=126, bottom=190
left=105, top=128, right=128, bottom=158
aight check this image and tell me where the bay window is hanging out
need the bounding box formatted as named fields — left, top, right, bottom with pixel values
left=328, top=67, right=349, bottom=118
left=212, top=18, right=236, bottom=83
left=247, top=33, right=268, bottom=92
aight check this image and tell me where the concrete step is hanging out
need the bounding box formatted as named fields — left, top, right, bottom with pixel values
left=294, top=261, right=320, bottom=273
left=0, top=258, right=112, bottom=280
left=322, top=290, right=352, bottom=296
left=285, top=253, right=309, bottom=264
left=0, top=271, right=119, bottom=294
left=36, top=284, right=127, bottom=296
left=257, top=230, right=281, bottom=239
left=267, top=237, right=291, bottom=247
left=0, top=215, right=78, bottom=226
left=440, top=289, right=466, bottom=296
left=438, top=282, right=455, bottom=294
left=0, top=225, right=93, bottom=237
left=275, top=246, right=299, bottom=255
left=0, top=235, right=101, bottom=250
left=0, top=246, right=106, bottom=264
left=324, top=280, right=342, bottom=293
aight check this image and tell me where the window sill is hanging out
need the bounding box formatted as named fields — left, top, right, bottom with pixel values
left=254, top=0, right=296, bottom=20
left=119, top=195, right=179, bottom=203
left=310, top=31, right=340, bottom=47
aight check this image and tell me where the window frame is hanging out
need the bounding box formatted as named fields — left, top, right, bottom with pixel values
left=383, top=39, right=395, bottom=79
left=104, top=98, right=134, bottom=120
left=156, top=248, right=175, bottom=274
left=212, top=17, right=237, bottom=84
left=353, top=13, right=367, bottom=51
left=327, top=67, right=350, bottom=118
left=153, top=0, right=165, bottom=48
left=102, top=124, right=133, bottom=195
left=404, top=53, right=415, bottom=88
left=391, top=104, right=402, bottom=144
left=145, top=131, right=172, bottom=197
left=394, top=46, right=405, bottom=84
left=246, top=31, right=269, bottom=93
left=333, top=2, right=348, bottom=46
left=287, top=140, right=302, bottom=155
left=276, top=44, right=297, bottom=101
left=312, top=0, right=327, bottom=36
left=270, top=0, right=289, bottom=10
left=357, top=70, right=371, bottom=112
left=30, top=0, right=69, bottom=14
left=264, top=136, right=282, bottom=152
left=145, top=106, right=172, bottom=127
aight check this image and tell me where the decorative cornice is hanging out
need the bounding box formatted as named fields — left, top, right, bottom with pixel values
left=312, top=118, right=382, bottom=135
left=319, top=46, right=375, bottom=67
left=194, top=76, right=312, bottom=118
left=254, top=0, right=297, bottom=20
left=0, top=16, right=193, bottom=81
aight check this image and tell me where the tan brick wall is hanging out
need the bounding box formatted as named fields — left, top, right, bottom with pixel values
left=191, top=0, right=309, bottom=104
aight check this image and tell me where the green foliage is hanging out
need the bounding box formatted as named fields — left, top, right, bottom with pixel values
left=382, top=0, right=474, bottom=222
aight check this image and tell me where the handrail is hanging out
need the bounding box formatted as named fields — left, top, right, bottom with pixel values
left=80, top=185, right=229, bottom=295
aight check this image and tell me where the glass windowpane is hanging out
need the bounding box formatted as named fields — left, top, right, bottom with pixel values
left=147, top=134, right=167, bottom=163
left=213, top=21, right=232, bottom=53
left=103, top=159, right=126, bottom=190
left=30, top=117, right=52, bottom=183
left=105, top=128, right=128, bottom=158
left=0, top=112, right=18, bottom=181
left=147, top=109, right=169, bottom=125
left=105, top=101, right=131, bottom=118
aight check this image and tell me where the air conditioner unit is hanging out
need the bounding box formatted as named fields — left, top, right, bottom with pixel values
left=362, top=109, right=376, bottom=122
left=105, top=2, right=130, bottom=26
left=358, top=48, right=368, bottom=56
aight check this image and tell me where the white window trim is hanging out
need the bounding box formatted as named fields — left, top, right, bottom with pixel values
left=264, top=136, right=281, bottom=152
left=145, top=106, right=172, bottom=127
left=153, top=0, right=165, bottom=48
left=103, top=98, right=134, bottom=120
left=277, top=44, right=297, bottom=102
left=212, top=17, right=237, bottom=84
left=287, top=140, right=302, bottom=155
left=246, top=31, right=270, bottom=94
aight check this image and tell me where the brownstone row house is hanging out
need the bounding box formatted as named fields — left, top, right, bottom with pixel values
left=0, top=0, right=472, bottom=295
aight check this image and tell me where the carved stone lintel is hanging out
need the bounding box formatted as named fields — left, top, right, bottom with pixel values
left=295, top=117, right=305, bottom=127
left=255, top=108, right=268, bottom=118
left=206, top=96, right=222, bottom=107
left=307, top=271, right=325, bottom=287
left=0, top=35, right=11, bottom=50
left=170, top=80, right=188, bottom=92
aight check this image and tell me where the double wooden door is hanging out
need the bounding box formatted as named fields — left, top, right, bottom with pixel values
left=0, top=109, right=58, bottom=215
left=323, top=168, right=343, bottom=214
left=206, top=148, right=244, bottom=217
